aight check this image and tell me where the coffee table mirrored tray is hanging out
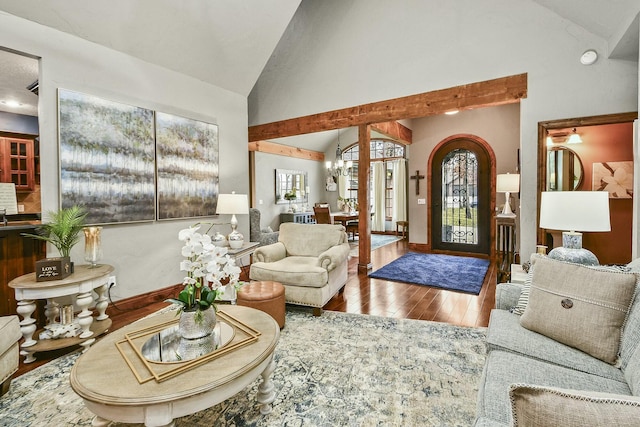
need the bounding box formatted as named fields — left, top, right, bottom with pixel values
left=116, top=310, right=261, bottom=383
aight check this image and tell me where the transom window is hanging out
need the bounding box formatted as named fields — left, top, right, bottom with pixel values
left=341, top=139, right=405, bottom=219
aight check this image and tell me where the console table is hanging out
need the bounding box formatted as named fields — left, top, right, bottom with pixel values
left=8, top=264, right=114, bottom=363
left=280, top=212, right=315, bottom=224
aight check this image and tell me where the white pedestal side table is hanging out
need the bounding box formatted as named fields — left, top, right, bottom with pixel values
left=9, top=264, right=114, bottom=363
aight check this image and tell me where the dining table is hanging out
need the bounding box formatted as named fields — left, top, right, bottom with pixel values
left=331, top=212, right=359, bottom=225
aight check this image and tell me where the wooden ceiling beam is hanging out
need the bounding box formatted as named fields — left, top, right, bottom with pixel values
left=248, top=139, right=325, bottom=161
left=371, top=121, right=413, bottom=145
left=248, top=73, right=527, bottom=142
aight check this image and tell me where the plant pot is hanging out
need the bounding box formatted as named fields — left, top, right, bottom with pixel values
left=178, top=306, right=216, bottom=340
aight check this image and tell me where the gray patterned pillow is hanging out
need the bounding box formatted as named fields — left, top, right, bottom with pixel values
left=511, top=254, right=546, bottom=315
left=510, top=384, right=640, bottom=427
left=520, top=256, right=638, bottom=364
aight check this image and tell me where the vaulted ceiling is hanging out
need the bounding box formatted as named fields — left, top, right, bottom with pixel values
left=0, top=0, right=302, bottom=96
left=0, top=0, right=637, bottom=132
left=0, top=0, right=637, bottom=95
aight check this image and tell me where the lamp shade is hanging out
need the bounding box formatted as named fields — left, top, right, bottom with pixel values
left=496, top=173, right=520, bottom=193
left=215, top=193, right=249, bottom=215
left=539, top=191, right=610, bottom=232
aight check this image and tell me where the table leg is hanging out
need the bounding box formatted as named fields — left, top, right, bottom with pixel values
left=16, top=300, right=37, bottom=363
left=257, top=356, right=276, bottom=415
left=94, top=283, right=109, bottom=321
left=76, top=291, right=94, bottom=338
left=79, top=338, right=96, bottom=353
left=44, top=298, right=60, bottom=324
left=91, top=415, right=111, bottom=427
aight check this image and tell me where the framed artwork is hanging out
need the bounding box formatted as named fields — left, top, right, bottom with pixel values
left=58, top=89, right=156, bottom=224
left=592, top=161, right=633, bottom=198
left=156, top=112, right=219, bottom=220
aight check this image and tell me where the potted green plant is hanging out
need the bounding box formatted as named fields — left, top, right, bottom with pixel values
left=23, top=205, right=88, bottom=261
left=284, top=188, right=297, bottom=212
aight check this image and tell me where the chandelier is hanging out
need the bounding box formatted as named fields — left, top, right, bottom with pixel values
left=325, top=131, right=353, bottom=177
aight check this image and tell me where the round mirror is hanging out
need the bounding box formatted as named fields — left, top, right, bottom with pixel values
left=546, top=146, right=583, bottom=191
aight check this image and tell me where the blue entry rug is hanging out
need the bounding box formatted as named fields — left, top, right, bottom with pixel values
left=369, top=252, right=490, bottom=294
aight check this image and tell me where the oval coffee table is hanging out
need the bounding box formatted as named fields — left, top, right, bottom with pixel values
left=70, top=305, right=280, bottom=427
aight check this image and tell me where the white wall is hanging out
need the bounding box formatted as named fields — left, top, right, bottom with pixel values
left=0, top=11, right=249, bottom=299
left=249, top=0, right=639, bottom=260
left=253, top=152, right=325, bottom=230
left=409, top=103, right=521, bottom=245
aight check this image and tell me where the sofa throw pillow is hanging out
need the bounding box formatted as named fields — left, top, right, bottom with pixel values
left=510, top=384, right=640, bottom=427
left=520, top=256, right=638, bottom=364
left=511, top=254, right=546, bottom=315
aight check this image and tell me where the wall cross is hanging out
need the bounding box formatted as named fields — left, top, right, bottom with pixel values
left=410, top=170, right=425, bottom=195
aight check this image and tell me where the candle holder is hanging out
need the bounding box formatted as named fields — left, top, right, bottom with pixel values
left=83, top=226, right=103, bottom=268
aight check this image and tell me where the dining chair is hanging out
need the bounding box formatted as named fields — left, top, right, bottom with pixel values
left=313, top=206, right=332, bottom=224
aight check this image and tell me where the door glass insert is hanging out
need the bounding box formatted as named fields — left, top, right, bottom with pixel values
left=441, top=149, right=478, bottom=244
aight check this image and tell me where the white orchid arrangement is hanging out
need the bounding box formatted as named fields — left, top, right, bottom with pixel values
left=167, top=224, right=241, bottom=313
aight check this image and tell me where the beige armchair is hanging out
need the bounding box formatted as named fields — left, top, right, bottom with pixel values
left=249, top=223, right=350, bottom=316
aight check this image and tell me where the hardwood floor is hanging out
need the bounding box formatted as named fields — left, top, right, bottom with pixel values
left=13, top=237, right=496, bottom=378
left=325, top=238, right=496, bottom=327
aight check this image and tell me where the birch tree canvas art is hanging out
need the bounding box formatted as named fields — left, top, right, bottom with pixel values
left=155, top=112, right=219, bottom=220
left=58, top=89, right=156, bottom=224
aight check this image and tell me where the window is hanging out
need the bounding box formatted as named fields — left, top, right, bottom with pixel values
left=341, top=139, right=405, bottom=219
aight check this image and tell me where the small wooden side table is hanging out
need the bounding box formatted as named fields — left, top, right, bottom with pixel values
left=496, top=216, right=516, bottom=283
left=396, top=220, right=409, bottom=239
left=9, top=264, right=114, bottom=363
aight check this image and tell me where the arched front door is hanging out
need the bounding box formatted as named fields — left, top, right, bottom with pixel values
left=431, top=137, right=491, bottom=255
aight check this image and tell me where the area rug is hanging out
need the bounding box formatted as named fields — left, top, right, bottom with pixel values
left=349, top=233, right=403, bottom=257
left=369, top=252, right=490, bottom=295
left=0, top=310, right=486, bottom=426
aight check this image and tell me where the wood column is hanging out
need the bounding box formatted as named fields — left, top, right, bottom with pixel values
left=357, top=124, right=372, bottom=272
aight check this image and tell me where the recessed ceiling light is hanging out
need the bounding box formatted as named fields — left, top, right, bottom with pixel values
left=580, top=49, right=598, bottom=65
left=445, top=110, right=459, bottom=115
left=2, top=100, right=21, bottom=108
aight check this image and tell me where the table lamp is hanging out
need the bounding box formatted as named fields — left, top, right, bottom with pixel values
left=496, top=173, right=520, bottom=217
left=215, top=192, right=249, bottom=249
left=539, top=191, right=610, bottom=265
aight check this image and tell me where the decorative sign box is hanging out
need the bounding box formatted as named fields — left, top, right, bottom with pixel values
left=36, top=257, right=72, bottom=282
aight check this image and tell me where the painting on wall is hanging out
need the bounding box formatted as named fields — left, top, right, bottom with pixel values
left=156, top=112, right=219, bottom=220
left=592, top=161, right=633, bottom=198
left=58, top=89, right=156, bottom=224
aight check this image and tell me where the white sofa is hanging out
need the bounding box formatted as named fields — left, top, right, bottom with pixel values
left=249, top=223, right=350, bottom=315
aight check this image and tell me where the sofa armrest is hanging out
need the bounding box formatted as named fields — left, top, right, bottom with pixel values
left=253, top=242, right=286, bottom=263
left=495, top=282, right=524, bottom=311
left=317, top=242, right=350, bottom=271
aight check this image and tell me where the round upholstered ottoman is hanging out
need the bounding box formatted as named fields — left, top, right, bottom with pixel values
left=236, top=281, right=285, bottom=328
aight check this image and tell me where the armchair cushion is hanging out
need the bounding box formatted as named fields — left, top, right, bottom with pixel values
left=250, top=256, right=328, bottom=288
